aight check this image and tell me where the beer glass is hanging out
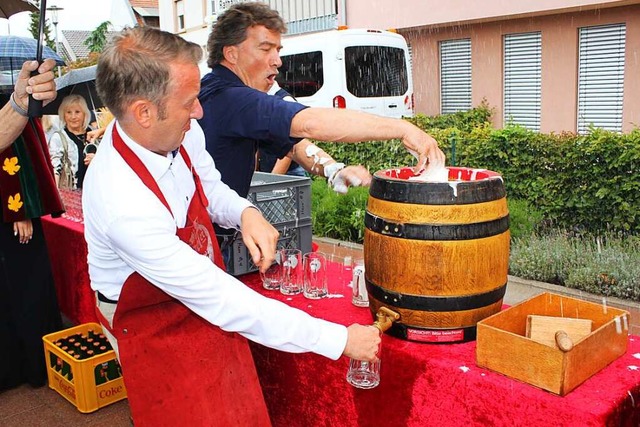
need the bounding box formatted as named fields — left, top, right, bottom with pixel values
left=303, top=252, right=328, bottom=299
left=280, top=249, right=303, bottom=295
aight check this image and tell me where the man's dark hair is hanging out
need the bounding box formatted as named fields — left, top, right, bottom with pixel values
left=206, top=2, right=286, bottom=68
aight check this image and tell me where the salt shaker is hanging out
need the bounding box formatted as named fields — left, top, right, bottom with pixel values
left=351, top=259, right=368, bottom=307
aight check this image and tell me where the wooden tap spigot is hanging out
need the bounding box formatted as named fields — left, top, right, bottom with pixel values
left=373, top=307, right=400, bottom=333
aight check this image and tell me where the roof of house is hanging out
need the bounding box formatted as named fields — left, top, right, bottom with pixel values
left=132, top=7, right=159, bottom=17
left=129, top=0, right=158, bottom=8
left=59, top=30, right=120, bottom=62
left=57, top=1, right=159, bottom=61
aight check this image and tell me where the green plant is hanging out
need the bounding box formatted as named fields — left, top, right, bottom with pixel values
left=29, top=7, right=55, bottom=51
left=507, top=199, right=544, bottom=240
left=509, top=231, right=640, bottom=301
left=311, top=178, right=369, bottom=242
left=84, top=21, right=112, bottom=53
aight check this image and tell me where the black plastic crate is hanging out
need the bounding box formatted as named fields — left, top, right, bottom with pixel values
left=227, top=173, right=313, bottom=276
left=247, top=172, right=311, bottom=226
left=229, top=219, right=312, bottom=276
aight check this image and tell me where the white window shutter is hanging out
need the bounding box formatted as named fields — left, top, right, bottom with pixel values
left=440, top=38, right=472, bottom=114
left=577, top=23, right=626, bottom=133
left=504, top=32, right=542, bottom=131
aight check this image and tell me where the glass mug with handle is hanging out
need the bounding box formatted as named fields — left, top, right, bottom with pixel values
left=260, top=250, right=283, bottom=291
left=303, top=252, right=328, bottom=299
left=346, top=307, right=400, bottom=389
left=280, top=249, right=303, bottom=295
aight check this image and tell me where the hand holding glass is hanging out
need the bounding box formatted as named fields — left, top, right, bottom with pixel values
left=346, top=307, right=400, bottom=390
left=260, top=252, right=283, bottom=291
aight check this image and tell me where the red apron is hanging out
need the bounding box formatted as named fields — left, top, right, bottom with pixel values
left=96, top=127, right=271, bottom=427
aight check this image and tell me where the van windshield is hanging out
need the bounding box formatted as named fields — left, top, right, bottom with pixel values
left=277, top=51, right=324, bottom=98
left=345, top=46, right=408, bottom=98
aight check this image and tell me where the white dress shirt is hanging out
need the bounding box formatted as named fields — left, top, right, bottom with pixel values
left=82, top=120, right=347, bottom=360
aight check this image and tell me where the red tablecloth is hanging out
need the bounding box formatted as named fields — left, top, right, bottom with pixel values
left=42, top=215, right=97, bottom=325
left=42, top=215, right=640, bottom=426
left=243, top=271, right=640, bottom=427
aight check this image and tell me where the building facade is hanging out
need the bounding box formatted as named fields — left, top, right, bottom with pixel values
left=158, top=0, right=640, bottom=133
left=345, top=0, right=640, bottom=133
left=158, top=0, right=340, bottom=74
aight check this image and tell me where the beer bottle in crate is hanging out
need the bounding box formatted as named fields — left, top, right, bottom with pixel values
left=49, top=352, right=63, bottom=372
left=108, top=360, right=121, bottom=380
left=60, top=360, right=73, bottom=382
left=66, top=334, right=79, bottom=346
left=95, top=362, right=109, bottom=385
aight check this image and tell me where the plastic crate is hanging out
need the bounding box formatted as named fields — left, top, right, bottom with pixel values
left=226, top=172, right=313, bottom=276
left=229, top=219, right=313, bottom=276
left=248, top=172, right=311, bottom=226
left=42, top=322, right=127, bottom=413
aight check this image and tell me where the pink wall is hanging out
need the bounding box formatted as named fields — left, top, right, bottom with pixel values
left=345, top=0, right=637, bottom=31
left=397, top=5, right=640, bottom=132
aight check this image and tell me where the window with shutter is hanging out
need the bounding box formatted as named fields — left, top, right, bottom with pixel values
left=439, top=38, right=472, bottom=114
left=503, top=32, right=541, bottom=131
left=577, top=23, right=626, bottom=133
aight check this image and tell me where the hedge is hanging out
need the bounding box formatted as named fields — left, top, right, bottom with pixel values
left=315, top=105, right=640, bottom=235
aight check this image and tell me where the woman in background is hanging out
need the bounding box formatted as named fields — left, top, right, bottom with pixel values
left=47, top=94, right=96, bottom=189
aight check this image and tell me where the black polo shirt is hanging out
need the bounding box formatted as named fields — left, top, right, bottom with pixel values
left=198, top=64, right=307, bottom=200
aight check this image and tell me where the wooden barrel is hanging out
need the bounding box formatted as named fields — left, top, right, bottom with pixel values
left=364, top=166, right=510, bottom=343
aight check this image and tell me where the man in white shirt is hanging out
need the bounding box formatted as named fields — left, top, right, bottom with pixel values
left=83, top=26, right=380, bottom=426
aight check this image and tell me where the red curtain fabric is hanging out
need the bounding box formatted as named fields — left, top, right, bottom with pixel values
left=42, top=215, right=640, bottom=426
left=242, top=271, right=640, bottom=427
left=42, top=216, right=96, bottom=325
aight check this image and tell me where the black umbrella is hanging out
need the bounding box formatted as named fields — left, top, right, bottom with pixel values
left=0, top=35, right=65, bottom=93
left=42, top=65, right=102, bottom=115
left=28, top=0, right=47, bottom=117
left=0, top=0, right=37, bottom=19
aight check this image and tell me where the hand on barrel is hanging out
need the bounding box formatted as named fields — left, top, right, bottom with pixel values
left=402, top=124, right=446, bottom=174
left=343, top=324, right=381, bottom=362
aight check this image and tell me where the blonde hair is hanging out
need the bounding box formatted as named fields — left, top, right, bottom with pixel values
left=58, top=94, right=91, bottom=130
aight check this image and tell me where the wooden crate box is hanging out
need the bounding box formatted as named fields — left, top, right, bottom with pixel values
left=476, top=292, right=629, bottom=396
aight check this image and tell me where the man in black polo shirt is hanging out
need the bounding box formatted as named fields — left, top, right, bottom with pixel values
left=198, top=2, right=445, bottom=261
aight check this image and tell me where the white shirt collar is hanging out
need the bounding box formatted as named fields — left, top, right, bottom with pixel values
left=114, top=121, right=173, bottom=182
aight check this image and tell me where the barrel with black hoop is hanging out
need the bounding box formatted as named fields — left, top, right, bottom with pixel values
left=364, top=166, right=510, bottom=343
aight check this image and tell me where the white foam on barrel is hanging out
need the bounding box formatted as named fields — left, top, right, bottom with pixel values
left=408, top=166, right=449, bottom=182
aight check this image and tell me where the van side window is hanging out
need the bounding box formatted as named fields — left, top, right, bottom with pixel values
left=277, top=51, right=324, bottom=98
left=345, top=46, right=408, bottom=98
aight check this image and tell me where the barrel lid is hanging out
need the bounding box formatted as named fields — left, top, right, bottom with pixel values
left=377, top=166, right=501, bottom=181
left=370, top=166, right=505, bottom=205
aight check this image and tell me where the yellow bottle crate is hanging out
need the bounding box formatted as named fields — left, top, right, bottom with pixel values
left=42, top=322, right=127, bottom=413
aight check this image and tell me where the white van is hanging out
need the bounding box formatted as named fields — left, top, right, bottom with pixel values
left=276, top=28, right=414, bottom=118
